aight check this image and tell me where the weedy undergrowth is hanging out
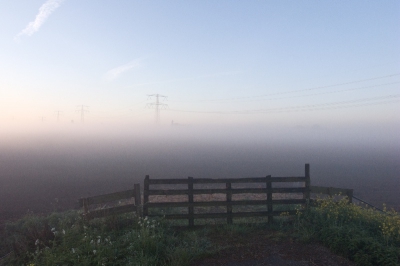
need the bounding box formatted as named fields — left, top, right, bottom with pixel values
left=2, top=212, right=211, bottom=266
left=2, top=199, right=399, bottom=266
left=295, top=197, right=400, bottom=266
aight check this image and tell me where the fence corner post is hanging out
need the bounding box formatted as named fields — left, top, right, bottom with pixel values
left=134, top=183, right=142, bottom=217
left=304, top=164, right=311, bottom=206
left=226, top=182, right=232, bottom=224
left=347, top=189, right=353, bottom=204
left=188, top=177, right=194, bottom=227
left=266, top=175, right=273, bottom=224
left=143, top=175, right=149, bottom=217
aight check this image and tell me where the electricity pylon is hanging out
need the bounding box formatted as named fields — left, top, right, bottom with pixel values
left=55, top=110, right=63, bottom=122
left=76, top=105, right=89, bottom=123
left=146, top=94, right=168, bottom=124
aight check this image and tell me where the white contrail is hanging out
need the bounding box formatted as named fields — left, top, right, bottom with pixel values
left=15, top=0, right=65, bottom=39
left=104, top=60, right=142, bottom=81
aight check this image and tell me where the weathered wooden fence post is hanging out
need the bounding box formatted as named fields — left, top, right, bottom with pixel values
left=266, top=175, right=273, bottom=224
left=226, top=182, right=232, bottom=224
left=346, top=189, right=353, bottom=203
left=83, top=198, right=89, bottom=219
left=188, top=177, right=194, bottom=227
left=143, top=175, right=149, bottom=217
left=304, top=164, right=310, bottom=206
left=134, top=183, right=142, bottom=217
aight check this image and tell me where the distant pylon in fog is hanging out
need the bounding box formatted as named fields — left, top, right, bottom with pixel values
left=146, top=94, right=168, bottom=124
left=76, top=105, right=89, bottom=123
left=55, top=110, right=63, bottom=122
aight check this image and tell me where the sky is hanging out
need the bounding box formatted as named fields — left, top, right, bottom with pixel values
left=0, top=0, right=399, bottom=132
left=0, top=1, right=399, bottom=216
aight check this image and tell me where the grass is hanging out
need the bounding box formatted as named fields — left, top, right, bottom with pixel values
left=294, top=197, right=400, bottom=266
left=1, top=212, right=212, bottom=266
left=1, top=197, right=399, bottom=266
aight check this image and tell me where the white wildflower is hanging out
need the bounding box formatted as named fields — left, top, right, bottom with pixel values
left=93, top=250, right=96, bottom=255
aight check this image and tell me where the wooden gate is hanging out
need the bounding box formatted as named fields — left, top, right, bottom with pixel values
left=143, top=164, right=310, bottom=226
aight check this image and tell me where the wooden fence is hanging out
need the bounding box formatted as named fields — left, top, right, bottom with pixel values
left=143, top=164, right=311, bottom=226
left=76, top=164, right=354, bottom=224
left=79, top=184, right=141, bottom=220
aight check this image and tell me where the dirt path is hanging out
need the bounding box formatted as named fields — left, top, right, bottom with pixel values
left=191, top=229, right=354, bottom=266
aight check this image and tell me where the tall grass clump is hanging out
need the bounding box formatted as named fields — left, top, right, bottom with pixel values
left=2, top=211, right=211, bottom=266
left=295, top=197, right=400, bottom=266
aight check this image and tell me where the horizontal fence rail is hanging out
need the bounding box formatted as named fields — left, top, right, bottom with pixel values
left=147, top=176, right=307, bottom=184
left=79, top=183, right=141, bottom=220
left=143, top=164, right=311, bottom=227
left=147, top=187, right=308, bottom=195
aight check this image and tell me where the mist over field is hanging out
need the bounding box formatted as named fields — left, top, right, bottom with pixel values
left=1, top=122, right=399, bottom=223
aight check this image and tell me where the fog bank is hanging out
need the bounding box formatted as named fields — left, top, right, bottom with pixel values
left=1, top=123, right=399, bottom=222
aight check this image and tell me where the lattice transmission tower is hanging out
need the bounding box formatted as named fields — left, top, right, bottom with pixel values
left=76, top=105, right=89, bottom=123
left=146, top=94, right=168, bottom=124
left=55, top=110, right=63, bottom=122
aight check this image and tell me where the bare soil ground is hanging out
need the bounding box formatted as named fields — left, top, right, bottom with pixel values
left=191, top=229, right=355, bottom=266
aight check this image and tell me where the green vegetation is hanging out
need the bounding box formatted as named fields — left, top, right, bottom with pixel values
left=0, top=198, right=399, bottom=266
left=1, top=212, right=212, bottom=266
left=295, top=197, right=400, bottom=266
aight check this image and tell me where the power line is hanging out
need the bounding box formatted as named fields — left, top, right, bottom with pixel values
left=251, top=73, right=400, bottom=98
left=168, top=73, right=400, bottom=103
left=166, top=94, right=400, bottom=115
left=55, top=81, right=400, bottom=121
left=176, top=81, right=400, bottom=104
left=237, top=95, right=400, bottom=114
left=240, top=81, right=400, bottom=103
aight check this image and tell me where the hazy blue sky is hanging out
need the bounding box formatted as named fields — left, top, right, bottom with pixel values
left=1, top=1, right=399, bottom=130
left=1, top=1, right=400, bottom=217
